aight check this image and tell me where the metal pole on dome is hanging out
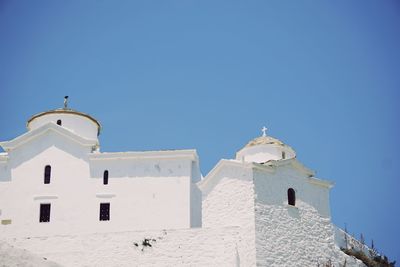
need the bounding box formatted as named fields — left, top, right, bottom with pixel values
left=63, top=96, right=69, bottom=109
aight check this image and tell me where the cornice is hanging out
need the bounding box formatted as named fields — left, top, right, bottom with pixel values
left=307, top=176, right=334, bottom=189
left=89, top=149, right=198, bottom=161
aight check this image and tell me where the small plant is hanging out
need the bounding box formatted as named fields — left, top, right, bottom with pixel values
left=360, top=233, right=365, bottom=246
left=340, top=226, right=395, bottom=267
left=133, top=238, right=157, bottom=251
left=142, top=238, right=156, bottom=248
left=341, top=248, right=396, bottom=267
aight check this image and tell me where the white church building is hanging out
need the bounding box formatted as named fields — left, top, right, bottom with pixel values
left=0, top=102, right=368, bottom=266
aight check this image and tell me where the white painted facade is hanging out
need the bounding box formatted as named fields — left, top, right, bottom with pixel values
left=0, top=106, right=366, bottom=266
left=0, top=108, right=201, bottom=237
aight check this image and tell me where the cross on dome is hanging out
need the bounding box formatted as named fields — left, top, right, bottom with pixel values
left=261, top=126, right=268, bottom=137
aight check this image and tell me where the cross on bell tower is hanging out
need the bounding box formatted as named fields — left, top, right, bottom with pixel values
left=261, top=126, right=268, bottom=137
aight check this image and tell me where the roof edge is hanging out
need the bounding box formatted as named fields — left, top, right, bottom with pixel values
left=1, top=122, right=98, bottom=151
left=198, top=159, right=252, bottom=195
left=89, top=149, right=199, bottom=161
left=307, top=176, right=334, bottom=189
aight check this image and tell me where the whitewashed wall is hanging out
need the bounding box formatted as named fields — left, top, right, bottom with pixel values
left=0, top=111, right=369, bottom=266
left=6, top=227, right=243, bottom=267
left=0, top=129, right=200, bottom=237
left=0, top=240, right=61, bottom=267
left=201, top=161, right=257, bottom=267
left=253, top=166, right=364, bottom=266
left=199, top=160, right=365, bottom=267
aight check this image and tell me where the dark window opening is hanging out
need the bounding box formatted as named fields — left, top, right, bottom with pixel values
left=57, top=120, right=62, bottom=126
left=282, top=151, right=286, bottom=159
left=44, top=165, right=51, bottom=184
left=288, top=188, right=296, bottom=206
left=103, top=170, right=109, bottom=185
left=99, top=203, right=110, bottom=221
left=39, top=204, right=51, bottom=222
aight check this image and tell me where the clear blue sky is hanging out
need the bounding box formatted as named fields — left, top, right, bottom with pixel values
left=1, top=0, right=399, bottom=261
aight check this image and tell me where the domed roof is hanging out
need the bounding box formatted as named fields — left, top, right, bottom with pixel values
left=244, top=135, right=284, bottom=148
left=26, top=97, right=101, bottom=135
left=244, top=127, right=285, bottom=148
left=236, top=127, right=296, bottom=163
left=27, top=108, right=101, bottom=130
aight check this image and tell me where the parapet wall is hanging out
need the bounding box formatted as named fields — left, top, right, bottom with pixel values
left=4, top=225, right=368, bottom=267
left=5, top=227, right=245, bottom=267
left=334, top=226, right=378, bottom=258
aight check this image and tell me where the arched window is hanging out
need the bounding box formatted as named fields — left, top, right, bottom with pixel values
left=57, top=120, right=62, bottom=126
left=103, top=170, right=109, bottom=185
left=44, top=165, right=51, bottom=184
left=288, top=188, right=296, bottom=206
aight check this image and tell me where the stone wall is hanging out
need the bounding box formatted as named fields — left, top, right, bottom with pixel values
left=253, top=167, right=364, bottom=267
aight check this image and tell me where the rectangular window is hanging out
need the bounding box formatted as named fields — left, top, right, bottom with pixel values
left=99, top=203, right=110, bottom=221
left=39, top=204, right=51, bottom=222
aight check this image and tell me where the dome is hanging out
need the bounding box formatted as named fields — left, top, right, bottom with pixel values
left=236, top=128, right=296, bottom=163
left=26, top=98, right=101, bottom=141
left=244, top=135, right=284, bottom=147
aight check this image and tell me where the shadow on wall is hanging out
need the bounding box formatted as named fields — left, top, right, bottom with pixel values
left=0, top=162, right=10, bottom=182
left=191, top=183, right=202, bottom=228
